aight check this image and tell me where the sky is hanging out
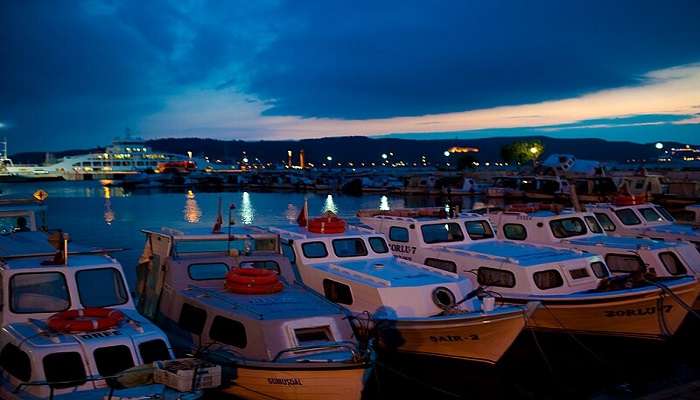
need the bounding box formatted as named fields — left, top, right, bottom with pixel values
left=1, top=1, right=700, bottom=152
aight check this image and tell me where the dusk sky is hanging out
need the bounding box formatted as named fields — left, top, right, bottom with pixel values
left=1, top=1, right=700, bottom=152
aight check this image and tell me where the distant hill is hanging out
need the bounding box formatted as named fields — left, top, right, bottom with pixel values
left=11, top=135, right=677, bottom=165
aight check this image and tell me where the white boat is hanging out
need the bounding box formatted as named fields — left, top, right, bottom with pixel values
left=0, top=238, right=204, bottom=399
left=0, top=140, right=63, bottom=182
left=586, top=196, right=700, bottom=248
left=270, top=214, right=529, bottom=364
left=136, top=225, right=374, bottom=400
left=358, top=207, right=700, bottom=339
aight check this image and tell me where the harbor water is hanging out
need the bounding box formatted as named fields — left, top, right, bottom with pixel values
left=2, top=180, right=700, bottom=399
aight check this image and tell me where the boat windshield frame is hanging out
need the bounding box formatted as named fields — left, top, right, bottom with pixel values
left=549, top=217, right=589, bottom=239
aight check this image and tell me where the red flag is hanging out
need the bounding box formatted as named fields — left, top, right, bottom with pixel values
left=297, top=200, right=308, bottom=227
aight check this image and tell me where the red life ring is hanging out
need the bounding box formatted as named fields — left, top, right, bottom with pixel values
left=308, top=215, right=346, bottom=234
left=225, top=269, right=283, bottom=295
left=48, top=308, right=125, bottom=333
left=226, top=268, right=279, bottom=286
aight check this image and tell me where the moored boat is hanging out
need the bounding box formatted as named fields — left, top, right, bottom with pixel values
left=136, top=225, right=374, bottom=400
left=270, top=213, right=529, bottom=364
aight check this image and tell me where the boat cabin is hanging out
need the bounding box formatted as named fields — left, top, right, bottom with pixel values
left=489, top=206, right=700, bottom=279
left=0, top=250, right=173, bottom=399
left=0, top=196, right=47, bottom=233
left=136, top=226, right=362, bottom=364
left=359, top=208, right=611, bottom=297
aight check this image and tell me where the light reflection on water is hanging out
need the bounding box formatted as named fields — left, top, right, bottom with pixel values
left=0, top=181, right=482, bottom=286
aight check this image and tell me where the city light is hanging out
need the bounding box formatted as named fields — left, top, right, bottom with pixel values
left=529, top=146, right=538, bottom=154
left=443, top=151, right=450, bottom=157
left=381, top=153, right=388, bottom=159
left=326, top=155, right=333, bottom=161
left=655, top=142, right=664, bottom=149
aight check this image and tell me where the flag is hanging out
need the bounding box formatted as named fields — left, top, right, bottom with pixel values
left=212, top=197, right=223, bottom=233
left=297, top=199, right=308, bottom=227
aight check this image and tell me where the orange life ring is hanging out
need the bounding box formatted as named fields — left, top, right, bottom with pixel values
left=48, top=308, right=125, bottom=333
left=308, top=215, right=346, bottom=234
left=226, top=268, right=279, bottom=286
left=225, top=269, right=283, bottom=295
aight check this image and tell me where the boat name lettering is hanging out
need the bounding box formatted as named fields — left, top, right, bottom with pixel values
left=389, top=244, right=416, bottom=254
left=604, top=305, right=672, bottom=318
left=429, top=334, right=479, bottom=343
left=79, top=330, right=121, bottom=340
left=267, top=378, right=303, bottom=386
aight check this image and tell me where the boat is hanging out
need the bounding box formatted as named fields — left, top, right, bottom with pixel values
left=0, top=139, right=63, bottom=182
left=269, top=213, right=529, bottom=364
left=0, top=234, right=205, bottom=399
left=586, top=195, right=700, bottom=248
left=358, top=207, right=700, bottom=339
left=486, top=176, right=526, bottom=198
left=136, top=225, right=374, bottom=400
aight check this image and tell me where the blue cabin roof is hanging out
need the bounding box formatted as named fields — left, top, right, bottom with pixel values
left=450, top=241, right=592, bottom=267
left=568, top=235, right=679, bottom=250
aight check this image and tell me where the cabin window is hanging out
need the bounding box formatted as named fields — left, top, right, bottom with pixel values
left=590, top=262, right=610, bottom=278
left=424, top=258, right=457, bottom=273
left=639, top=208, right=664, bottom=223
left=281, top=243, right=296, bottom=264
left=94, top=345, right=134, bottom=377
left=389, top=226, right=409, bottom=242
left=569, top=268, right=590, bottom=279
left=533, top=270, right=564, bottom=290
left=188, top=263, right=230, bottom=280
left=369, top=237, right=389, bottom=253
left=659, top=252, right=687, bottom=276
left=332, top=238, right=368, bottom=258
left=81, top=162, right=90, bottom=166
left=323, top=279, right=353, bottom=305
left=464, top=220, right=494, bottom=240
left=421, top=223, right=464, bottom=244
left=655, top=207, right=675, bottom=222
left=139, top=339, right=171, bottom=363
left=295, top=326, right=333, bottom=346
left=594, top=213, right=616, bottom=232
left=76, top=268, right=128, bottom=308
left=240, top=260, right=281, bottom=273
left=503, top=224, right=527, bottom=240
left=0, top=343, right=31, bottom=381
left=209, top=316, right=247, bottom=348
left=10, top=272, right=70, bottom=314
left=605, top=254, right=644, bottom=273
left=584, top=216, right=603, bottom=234
left=477, top=267, right=516, bottom=288
left=549, top=218, right=587, bottom=238
left=614, top=209, right=641, bottom=226
left=43, top=352, right=87, bottom=388
left=178, top=303, right=207, bottom=335
left=301, top=241, right=328, bottom=258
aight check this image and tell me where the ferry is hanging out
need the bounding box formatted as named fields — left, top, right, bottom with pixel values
left=0, top=234, right=203, bottom=399
left=586, top=195, right=700, bottom=248
left=136, top=225, right=374, bottom=400
left=358, top=207, right=700, bottom=339
left=0, top=140, right=63, bottom=182
left=269, top=213, right=530, bottom=364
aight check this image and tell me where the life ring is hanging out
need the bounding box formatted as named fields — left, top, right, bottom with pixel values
left=308, top=215, right=346, bottom=234
left=225, top=269, right=283, bottom=295
left=226, top=268, right=279, bottom=286
left=48, top=308, right=125, bottom=333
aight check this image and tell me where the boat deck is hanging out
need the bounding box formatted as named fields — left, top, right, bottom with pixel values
left=445, top=241, right=591, bottom=267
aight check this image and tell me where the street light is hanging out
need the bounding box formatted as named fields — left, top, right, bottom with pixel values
left=529, top=146, right=538, bottom=155
left=655, top=142, right=664, bottom=150
left=443, top=151, right=450, bottom=157
left=326, top=155, right=333, bottom=161
left=381, top=153, right=388, bottom=160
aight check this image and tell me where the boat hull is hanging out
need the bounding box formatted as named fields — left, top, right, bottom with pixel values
left=222, top=363, right=370, bottom=400
left=375, top=309, right=525, bottom=364
left=520, top=279, right=700, bottom=339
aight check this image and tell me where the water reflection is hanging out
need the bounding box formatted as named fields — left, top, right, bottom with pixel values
left=184, top=190, right=202, bottom=223
left=285, top=203, right=299, bottom=223
left=240, top=192, right=254, bottom=224
left=323, top=194, right=338, bottom=214
left=379, top=195, right=390, bottom=211
left=103, top=187, right=115, bottom=225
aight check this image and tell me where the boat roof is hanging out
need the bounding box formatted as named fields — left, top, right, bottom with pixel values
left=308, top=256, right=460, bottom=287
left=2, top=253, right=118, bottom=271
left=271, top=224, right=378, bottom=240
left=0, top=231, right=101, bottom=259
left=183, top=283, right=344, bottom=320
left=567, top=235, right=678, bottom=250
left=642, top=224, right=700, bottom=237
left=142, top=225, right=277, bottom=241
left=443, top=241, right=592, bottom=266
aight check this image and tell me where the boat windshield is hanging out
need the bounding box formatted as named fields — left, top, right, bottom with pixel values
left=614, top=209, right=642, bottom=226
left=464, top=220, right=494, bottom=240
left=76, top=268, right=129, bottom=307
left=332, top=238, right=369, bottom=257
left=583, top=216, right=604, bottom=234
left=174, top=237, right=277, bottom=254
left=638, top=207, right=664, bottom=223
left=0, top=213, right=33, bottom=234
left=654, top=206, right=675, bottom=222
left=421, top=223, right=465, bottom=244
left=10, top=272, right=70, bottom=313
left=549, top=217, right=588, bottom=238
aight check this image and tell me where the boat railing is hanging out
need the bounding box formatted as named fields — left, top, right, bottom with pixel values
left=271, top=340, right=364, bottom=362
